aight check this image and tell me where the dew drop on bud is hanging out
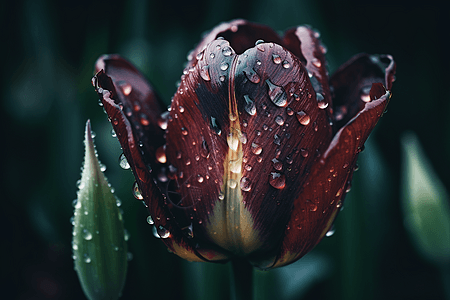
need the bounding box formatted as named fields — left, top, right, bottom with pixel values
left=296, top=111, right=311, bottom=125
left=282, top=61, right=290, bottom=69
left=132, top=181, right=144, bottom=200
left=210, top=116, right=222, bottom=135
left=272, top=158, right=283, bottom=171
left=147, top=215, right=154, bottom=225
left=181, top=128, right=189, bottom=136
left=360, top=86, right=371, bottom=102
left=158, top=111, right=170, bottom=130
left=312, top=58, right=322, bottom=68
left=269, top=172, right=286, bottom=189
left=316, top=93, right=328, bottom=109
left=266, top=80, right=287, bottom=107
left=118, top=81, right=132, bottom=96
left=118, top=153, right=130, bottom=170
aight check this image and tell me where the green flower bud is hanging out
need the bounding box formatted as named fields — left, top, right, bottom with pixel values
left=401, top=132, right=450, bottom=265
left=72, top=120, right=128, bottom=300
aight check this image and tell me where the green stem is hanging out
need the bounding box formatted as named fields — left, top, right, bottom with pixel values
left=230, top=259, right=253, bottom=300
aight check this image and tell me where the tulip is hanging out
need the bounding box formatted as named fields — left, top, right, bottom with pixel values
left=92, top=19, right=395, bottom=270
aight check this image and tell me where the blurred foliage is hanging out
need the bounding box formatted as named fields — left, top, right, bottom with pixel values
left=2, top=0, right=450, bottom=299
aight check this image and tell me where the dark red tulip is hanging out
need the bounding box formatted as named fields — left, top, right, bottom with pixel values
left=92, top=19, right=395, bottom=269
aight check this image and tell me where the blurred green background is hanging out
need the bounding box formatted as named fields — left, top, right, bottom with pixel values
left=2, top=0, right=449, bottom=299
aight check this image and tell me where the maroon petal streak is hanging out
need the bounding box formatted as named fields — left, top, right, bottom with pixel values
left=330, top=54, right=396, bottom=130
left=271, top=83, right=391, bottom=268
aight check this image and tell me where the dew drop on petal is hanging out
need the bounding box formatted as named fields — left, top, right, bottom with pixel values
left=360, top=86, right=371, bottom=102
left=326, top=225, right=336, bottom=237
left=220, top=62, right=229, bottom=71
left=157, top=226, right=170, bottom=239
left=118, top=81, right=132, bottom=96
left=243, top=95, right=256, bottom=116
left=275, top=115, right=284, bottom=126
left=269, top=172, right=286, bottom=189
left=272, top=158, right=283, bottom=171
left=301, top=148, right=309, bottom=158
left=312, top=58, right=322, bottom=68
left=244, top=68, right=261, bottom=83
left=132, top=181, right=144, bottom=200
left=282, top=61, right=290, bottom=69
left=296, top=111, right=310, bottom=125
left=147, top=215, right=154, bottom=225
left=156, top=145, right=167, bottom=164
left=255, top=39, right=265, bottom=45
left=316, top=93, right=328, bottom=109
left=158, top=111, right=170, bottom=130
left=228, top=179, right=237, bottom=189
left=210, top=116, right=222, bottom=135
left=272, top=54, right=282, bottom=64
left=200, top=65, right=211, bottom=81
left=222, top=46, right=232, bottom=56
left=181, top=128, right=189, bottom=135
left=266, top=80, right=287, bottom=107
left=251, top=143, right=262, bottom=155
left=240, top=177, right=252, bottom=192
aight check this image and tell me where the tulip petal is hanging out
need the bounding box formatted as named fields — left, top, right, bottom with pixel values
left=330, top=54, right=396, bottom=129
left=283, top=26, right=332, bottom=119
left=270, top=83, right=391, bottom=269
left=93, top=62, right=230, bottom=263
left=186, top=19, right=284, bottom=68
left=94, top=54, right=166, bottom=166
left=166, top=33, right=334, bottom=259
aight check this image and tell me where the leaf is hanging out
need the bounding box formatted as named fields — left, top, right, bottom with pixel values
left=72, top=120, right=128, bottom=300
left=401, top=132, right=450, bottom=265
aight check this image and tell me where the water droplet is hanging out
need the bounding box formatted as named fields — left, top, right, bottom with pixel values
left=227, top=130, right=240, bottom=151
left=83, top=229, right=93, bottom=241
left=244, top=68, right=261, bottom=83
left=360, top=86, right=371, bottom=102
left=282, top=61, right=290, bottom=69
left=275, top=115, right=284, bottom=126
left=286, top=107, right=294, bottom=116
left=196, top=51, right=203, bottom=60
left=197, top=175, right=204, bottom=183
left=158, top=111, right=169, bottom=130
left=240, top=177, right=252, bottom=192
left=157, top=225, right=170, bottom=239
left=272, top=54, right=282, bottom=64
left=116, top=198, right=122, bottom=207
left=266, top=80, right=287, bottom=107
left=245, top=164, right=253, bottom=171
left=255, top=39, right=265, bottom=45
left=111, top=128, right=117, bottom=138
left=243, top=95, right=256, bottom=115
left=200, top=65, right=211, bottom=81
left=300, top=148, right=309, bottom=157
left=210, top=53, right=215, bottom=59
left=273, top=134, right=281, bottom=145
left=326, top=225, right=335, bottom=237
left=178, top=105, right=185, bottom=113
left=222, top=46, right=232, bottom=56
left=201, top=140, right=210, bottom=158
left=230, top=158, right=242, bottom=174
left=219, top=75, right=226, bottom=82
left=118, top=81, right=132, bottom=96
left=152, top=226, right=161, bottom=238
left=147, top=215, right=154, bottom=225
left=311, top=58, right=322, bottom=68
left=77, top=179, right=85, bottom=190
left=269, top=172, right=286, bottom=189
left=296, top=111, right=310, bottom=125
left=181, top=127, right=188, bottom=135
left=156, top=145, right=167, bottom=163
left=132, top=181, right=144, bottom=200
left=72, top=242, right=78, bottom=250
left=218, top=192, right=225, bottom=200
left=182, top=224, right=194, bottom=238
left=251, top=143, right=262, bottom=155
left=84, top=254, right=92, bottom=264
left=210, top=117, right=221, bottom=135
left=272, top=158, right=283, bottom=171
left=228, top=179, right=237, bottom=189
left=124, top=229, right=130, bottom=241
left=220, top=62, right=229, bottom=71
left=316, top=93, right=328, bottom=109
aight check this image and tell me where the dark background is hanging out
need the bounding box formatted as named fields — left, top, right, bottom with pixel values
left=2, top=0, right=449, bottom=299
